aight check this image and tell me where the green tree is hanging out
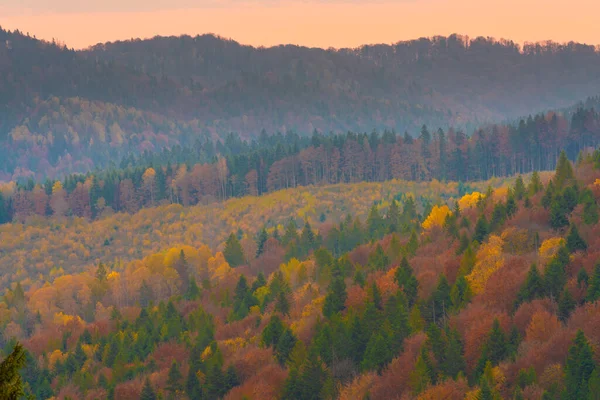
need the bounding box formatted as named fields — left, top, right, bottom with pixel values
left=361, top=332, right=389, bottom=372
left=566, top=224, right=587, bottom=253
left=564, top=330, right=596, bottom=400
left=410, top=347, right=434, bottom=394
left=368, top=244, right=389, bottom=271
left=256, top=227, right=268, bottom=257
left=224, top=233, right=246, bottom=267
left=558, top=288, right=576, bottom=323
left=587, top=263, right=600, bottom=302
left=545, top=246, right=569, bottom=298
left=514, top=175, right=526, bottom=200
left=322, top=265, right=347, bottom=318
left=395, top=257, right=419, bottom=306
left=140, top=378, right=157, bottom=400
left=166, top=360, right=183, bottom=397
left=185, top=277, right=201, bottom=300
left=528, top=171, right=543, bottom=194
left=554, top=150, right=575, bottom=189
left=473, top=214, right=489, bottom=244
left=515, top=264, right=545, bottom=307
left=0, top=342, right=27, bottom=400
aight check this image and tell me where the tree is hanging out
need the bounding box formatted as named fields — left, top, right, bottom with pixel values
left=166, top=360, right=183, bottom=397
left=140, top=378, right=157, bottom=400
left=256, top=227, right=268, bottom=257
left=395, top=257, right=419, bottom=306
left=566, top=224, right=587, bottom=253
left=515, top=264, right=545, bottom=307
left=275, top=291, right=291, bottom=316
left=564, top=330, right=596, bottom=400
left=558, top=288, right=576, bottom=323
left=528, top=171, right=543, bottom=194
left=473, top=214, right=489, bottom=244
left=410, top=347, right=434, bottom=394
left=323, top=265, right=347, bottom=318
left=361, top=332, right=389, bottom=372
left=587, top=263, right=600, bottom=302
left=0, top=342, right=26, bottom=400
left=185, top=277, right=201, bottom=300
left=545, top=246, right=569, bottom=298
left=224, top=233, right=245, bottom=267
left=514, top=175, right=526, bottom=200
left=554, top=150, right=575, bottom=189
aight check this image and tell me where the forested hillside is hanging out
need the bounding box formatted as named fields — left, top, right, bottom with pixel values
left=0, top=104, right=598, bottom=224
left=2, top=149, right=600, bottom=399
left=2, top=26, right=600, bottom=180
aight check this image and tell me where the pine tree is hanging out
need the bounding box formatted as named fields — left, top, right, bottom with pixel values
left=564, top=330, right=596, bottom=400
left=166, top=360, right=183, bottom=396
left=395, top=257, right=419, bottom=306
left=514, top=175, right=526, bottom=200
left=256, top=227, right=268, bottom=257
left=224, top=233, right=246, bottom=267
left=473, top=214, right=489, bottom=244
left=554, top=150, right=575, bottom=189
left=300, top=221, right=316, bottom=253
left=368, top=244, right=389, bottom=271
left=528, top=171, right=543, bottom=194
left=588, top=368, right=600, bottom=400
left=322, top=265, right=347, bottom=317
left=515, top=264, right=545, bottom=307
left=410, top=347, right=434, bottom=394
left=587, top=263, right=600, bottom=302
left=387, top=200, right=401, bottom=232
left=275, top=329, right=297, bottom=365
left=545, top=247, right=569, bottom=298
left=558, top=288, right=576, bottom=323
left=140, top=378, right=157, bottom=400
left=185, top=277, right=201, bottom=300
left=443, top=328, right=466, bottom=379
left=282, top=219, right=299, bottom=246
left=275, top=291, right=290, bottom=316
left=566, top=224, right=587, bottom=253
left=406, top=229, right=419, bottom=256
left=361, top=332, right=389, bottom=372
left=0, top=342, right=26, bottom=400
left=450, top=276, right=473, bottom=311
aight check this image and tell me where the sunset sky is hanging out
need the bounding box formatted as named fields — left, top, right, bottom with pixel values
left=0, top=0, right=598, bottom=49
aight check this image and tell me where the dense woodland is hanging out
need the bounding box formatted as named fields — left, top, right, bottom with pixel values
left=3, top=26, right=600, bottom=179
left=0, top=103, right=599, bottom=225
left=2, top=148, right=600, bottom=399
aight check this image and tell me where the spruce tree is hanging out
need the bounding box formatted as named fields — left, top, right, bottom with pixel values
left=587, top=263, right=600, bottom=302
left=322, top=265, right=347, bottom=318
left=256, top=227, right=268, bottom=257
left=140, top=378, right=157, bottom=400
left=566, top=224, right=587, bottom=253
left=515, top=264, right=545, bottom=307
left=514, top=175, right=526, bottom=200
left=224, top=233, right=245, bottom=267
left=558, top=288, right=576, bottom=323
left=473, top=214, right=489, bottom=244
left=564, top=330, right=596, bottom=400
left=554, top=150, right=575, bottom=189
left=0, top=342, right=26, bottom=400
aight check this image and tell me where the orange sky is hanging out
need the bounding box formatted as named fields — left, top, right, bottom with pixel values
left=0, top=0, right=598, bottom=49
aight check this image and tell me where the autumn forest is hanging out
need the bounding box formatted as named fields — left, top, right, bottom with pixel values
left=2, top=24, right=600, bottom=400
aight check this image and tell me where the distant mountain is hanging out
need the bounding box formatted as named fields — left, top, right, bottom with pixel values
left=1, top=27, right=600, bottom=180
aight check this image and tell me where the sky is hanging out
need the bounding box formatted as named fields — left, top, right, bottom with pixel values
left=0, top=0, right=598, bottom=50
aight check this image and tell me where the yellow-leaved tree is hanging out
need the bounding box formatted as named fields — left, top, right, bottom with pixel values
left=422, top=205, right=452, bottom=231
left=458, top=192, right=484, bottom=210
left=538, top=237, right=565, bottom=267
left=466, top=235, right=505, bottom=294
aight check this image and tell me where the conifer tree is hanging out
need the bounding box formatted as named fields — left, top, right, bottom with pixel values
left=515, top=264, right=545, bottom=307
left=564, top=330, right=596, bottom=400
left=0, top=342, right=26, bottom=400
left=587, top=263, right=600, bottom=302
left=224, top=233, right=245, bottom=267
left=566, top=224, right=587, bottom=253
left=256, top=227, right=268, bottom=257
left=558, top=288, right=576, bottom=323
left=554, top=150, right=575, bottom=189
left=361, top=332, right=388, bottom=372
left=323, top=265, right=347, bottom=318
left=473, top=214, right=489, bottom=244
left=545, top=246, right=569, bottom=298
left=528, top=171, right=543, bottom=194
left=514, top=175, right=526, bottom=200
left=140, top=378, right=157, bottom=400
left=395, top=257, right=419, bottom=306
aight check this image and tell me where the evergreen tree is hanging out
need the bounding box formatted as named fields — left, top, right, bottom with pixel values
left=367, top=204, right=385, bottom=238
left=140, top=378, right=157, bottom=400
left=166, top=360, right=183, bottom=397
left=587, top=263, right=600, bottom=302
left=410, top=347, right=434, bottom=394
left=387, top=200, right=401, bottom=232
left=395, top=257, right=419, bottom=306
left=322, top=265, right=347, bottom=318
left=361, top=332, right=389, bottom=372
left=300, top=221, right=316, bottom=253
left=545, top=246, right=569, bottom=298
left=514, top=175, right=526, bottom=200
left=282, top=219, right=299, bottom=246
left=515, top=264, right=545, bottom=307
left=566, top=224, right=587, bottom=252
left=558, top=288, right=576, bottom=323
left=275, top=291, right=290, bottom=316
left=578, top=268, right=590, bottom=288
left=443, top=328, right=466, bottom=379
left=450, top=276, right=473, bottom=311
left=275, top=329, right=297, bottom=365
left=224, top=233, right=245, bottom=267
left=406, top=229, right=419, bottom=256
left=554, top=150, right=575, bottom=189
left=256, top=227, right=268, bottom=257
left=588, top=369, right=600, bottom=400
left=0, top=342, right=26, bottom=400
left=368, top=244, right=389, bottom=271
left=473, top=214, right=489, bottom=244
left=528, top=171, right=543, bottom=194
left=564, top=330, right=596, bottom=400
